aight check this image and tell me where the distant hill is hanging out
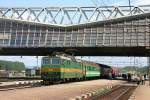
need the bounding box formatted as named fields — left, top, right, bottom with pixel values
left=0, top=60, right=25, bottom=71
left=120, top=66, right=148, bottom=74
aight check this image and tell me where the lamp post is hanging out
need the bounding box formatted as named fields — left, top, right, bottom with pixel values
left=148, top=24, right=150, bottom=86
left=147, top=56, right=150, bottom=86
left=128, top=0, right=131, bottom=6
left=36, top=56, right=38, bottom=68
left=128, top=0, right=131, bottom=12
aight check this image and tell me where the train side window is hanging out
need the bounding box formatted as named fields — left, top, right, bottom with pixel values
left=67, top=61, right=69, bottom=65
left=67, top=60, right=70, bottom=65
left=51, top=58, right=60, bottom=65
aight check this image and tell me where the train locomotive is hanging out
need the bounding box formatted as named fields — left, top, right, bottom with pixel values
left=41, top=54, right=117, bottom=84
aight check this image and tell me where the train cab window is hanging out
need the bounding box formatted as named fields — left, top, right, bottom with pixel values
left=51, top=58, right=60, bottom=65
left=42, top=58, right=50, bottom=65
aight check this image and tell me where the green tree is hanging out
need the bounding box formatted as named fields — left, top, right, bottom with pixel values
left=0, top=60, right=25, bottom=71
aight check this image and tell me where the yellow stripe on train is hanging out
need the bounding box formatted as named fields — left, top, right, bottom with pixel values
left=41, top=68, right=83, bottom=73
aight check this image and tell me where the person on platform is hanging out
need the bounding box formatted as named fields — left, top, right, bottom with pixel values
left=144, top=74, right=147, bottom=80
left=141, top=75, right=145, bottom=85
left=109, top=72, right=112, bottom=80
left=112, top=73, right=115, bottom=79
left=137, top=74, right=141, bottom=85
left=128, top=73, right=131, bottom=82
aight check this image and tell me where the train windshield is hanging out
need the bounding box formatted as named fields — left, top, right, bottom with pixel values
left=51, top=58, right=60, bottom=65
left=42, top=57, right=61, bottom=65
left=42, top=58, right=50, bottom=65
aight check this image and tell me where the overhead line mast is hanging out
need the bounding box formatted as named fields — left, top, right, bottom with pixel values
left=128, top=0, right=132, bottom=11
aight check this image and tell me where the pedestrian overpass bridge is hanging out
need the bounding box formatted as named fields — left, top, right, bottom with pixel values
left=0, top=5, right=150, bottom=56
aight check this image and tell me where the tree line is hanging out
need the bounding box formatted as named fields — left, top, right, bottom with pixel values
left=0, top=60, right=25, bottom=71
left=120, top=66, right=148, bottom=75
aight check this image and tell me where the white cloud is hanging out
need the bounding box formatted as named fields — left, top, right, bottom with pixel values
left=112, top=0, right=150, bottom=6
left=112, top=1, right=127, bottom=6
left=132, top=0, right=150, bottom=6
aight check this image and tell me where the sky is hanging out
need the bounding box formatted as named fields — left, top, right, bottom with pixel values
left=0, top=0, right=150, bottom=7
left=0, top=56, right=147, bottom=68
left=0, top=0, right=149, bottom=68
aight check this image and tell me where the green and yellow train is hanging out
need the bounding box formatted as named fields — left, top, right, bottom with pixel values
left=41, top=55, right=101, bottom=84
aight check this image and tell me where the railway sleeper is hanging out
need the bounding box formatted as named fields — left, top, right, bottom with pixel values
left=88, top=85, right=137, bottom=100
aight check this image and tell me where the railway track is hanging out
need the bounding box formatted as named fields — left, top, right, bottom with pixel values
left=0, top=80, right=81, bottom=91
left=0, top=79, right=86, bottom=91
left=0, top=77, right=41, bottom=82
left=89, top=85, right=137, bottom=100
left=0, top=82, right=42, bottom=91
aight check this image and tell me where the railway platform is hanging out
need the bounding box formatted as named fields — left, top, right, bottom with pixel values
left=0, top=79, right=126, bottom=100
left=132, top=81, right=150, bottom=100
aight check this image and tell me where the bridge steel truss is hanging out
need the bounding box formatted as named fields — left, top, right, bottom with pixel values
left=0, top=5, right=150, bottom=25
left=0, top=5, right=150, bottom=56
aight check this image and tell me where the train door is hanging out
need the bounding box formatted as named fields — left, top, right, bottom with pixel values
left=82, top=63, right=86, bottom=79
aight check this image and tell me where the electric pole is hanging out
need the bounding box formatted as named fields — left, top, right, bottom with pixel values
left=128, top=0, right=131, bottom=12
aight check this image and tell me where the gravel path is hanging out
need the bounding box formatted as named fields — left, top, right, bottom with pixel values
left=0, top=79, right=126, bottom=100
